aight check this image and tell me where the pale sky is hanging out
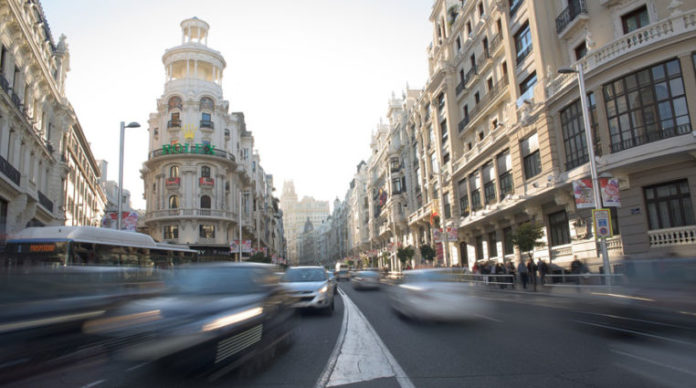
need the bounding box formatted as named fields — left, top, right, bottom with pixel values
left=41, top=0, right=432, bottom=210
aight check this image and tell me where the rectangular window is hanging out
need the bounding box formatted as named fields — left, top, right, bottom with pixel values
left=164, top=225, right=179, bottom=239
left=575, top=43, right=587, bottom=60
left=444, top=193, right=451, bottom=219
left=604, top=59, right=690, bottom=152
left=497, top=150, right=513, bottom=196
left=622, top=5, right=649, bottom=34
left=521, top=133, right=541, bottom=179
left=503, top=226, right=514, bottom=255
left=430, top=153, right=438, bottom=176
left=515, top=22, right=532, bottom=64
left=392, top=178, right=402, bottom=194
left=440, top=119, right=448, bottom=143
left=469, top=171, right=482, bottom=211
left=458, top=178, right=469, bottom=217
left=199, top=224, right=216, bottom=238
left=561, top=99, right=588, bottom=170
left=488, top=231, right=497, bottom=258
left=644, top=180, right=694, bottom=230
left=518, top=72, right=537, bottom=106
left=509, top=0, right=523, bottom=16
left=549, top=210, right=571, bottom=246
left=483, top=163, right=496, bottom=204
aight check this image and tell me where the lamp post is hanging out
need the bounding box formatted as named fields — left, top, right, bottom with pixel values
left=559, top=64, right=611, bottom=285
left=118, top=121, right=141, bottom=231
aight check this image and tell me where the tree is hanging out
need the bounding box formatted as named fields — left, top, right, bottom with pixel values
left=419, top=244, right=436, bottom=263
left=346, top=259, right=354, bottom=268
left=511, top=222, right=545, bottom=291
left=397, top=246, right=415, bottom=268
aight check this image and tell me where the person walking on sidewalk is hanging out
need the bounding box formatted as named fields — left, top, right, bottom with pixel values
left=537, top=258, right=548, bottom=286
left=517, top=260, right=529, bottom=289
left=527, top=259, right=538, bottom=291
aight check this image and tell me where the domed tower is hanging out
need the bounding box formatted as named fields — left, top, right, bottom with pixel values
left=142, top=18, right=245, bottom=254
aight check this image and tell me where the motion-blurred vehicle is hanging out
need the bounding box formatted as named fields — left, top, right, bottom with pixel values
left=334, top=263, right=350, bottom=281
left=326, top=271, right=338, bottom=294
left=0, top=266, right=164, bottom=383
left=389, top=269, right=489, bottom=321
left=281, top=266, right=335, bottom=314
left=84, top=263, right=296, bottom=378
left=351, top=270, right=380, bottom=290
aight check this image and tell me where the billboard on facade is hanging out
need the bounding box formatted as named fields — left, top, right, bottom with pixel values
left=573, top=178, right=621, bottom=208
left=102, top=211, right=138, bottom=231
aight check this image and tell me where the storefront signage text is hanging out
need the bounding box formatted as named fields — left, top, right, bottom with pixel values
left=162, top=143, right=215, bottom=155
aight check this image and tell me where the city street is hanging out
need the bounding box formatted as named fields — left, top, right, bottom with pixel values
left=7, top=281, right=696, bottom=388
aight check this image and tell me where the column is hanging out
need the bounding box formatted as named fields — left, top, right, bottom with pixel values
left=0, top=116, right=8, bottom=159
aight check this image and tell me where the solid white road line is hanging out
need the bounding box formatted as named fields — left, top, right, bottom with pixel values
left=611, top=349, right=696, bottom=377
left=80, top=379, right=106, bottom=388
left=474, top=313, right=503, bottom=323
left=316, top=288, right=415, bottom=388
left=126, top=362, right=149, bottom=372
left=574, top=320, right=695, bottom=346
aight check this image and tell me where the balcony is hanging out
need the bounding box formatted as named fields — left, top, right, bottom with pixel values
left=148, top=147, right=236, bottom=163
left=11, top=92, right=22, bottom=111
left=0, top=154, right=20, bottom=186
left=648, top=225, right=696, bottom=248
left=145, top=208, right=236, bottom=220
left=469, top=76, right=509, bottom=121
left=165, top=177, right=180, bottom=187
left=0, top=74, right=9, bottom=94
left=465, top=66, right=477, bottom=86
left=475, top=50, right=491, bottom=72
left=489, top=34, right=502, bottom=55
left=200, top=120, right=214, bottom=129
left=199, top=177, right=214, bottom=187
left=167, top=120, right=181, bottom=128
left=556, top=0, right=588, bottom=38
left=456, top=81, right=465, bottom=96
left=610, top=124, right=692, bottom=153
left=38, top=191, right=53, bottom=212
left=458, top=115, right=470, bottom=132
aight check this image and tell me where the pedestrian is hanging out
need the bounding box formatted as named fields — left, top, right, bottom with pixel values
left=527, top=259, right=538, bottom=290
left=517, top=260, right=529, bottom=289
left=507, top=261, right=516, bottom=288
left=537, top=258, right=548, bottom=286
left=571, top=256, right=582, bottom=285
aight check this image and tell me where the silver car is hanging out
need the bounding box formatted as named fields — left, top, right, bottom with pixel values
left=351, top=270, right=380, bottom=290
left=281, top=266, right=335, bottom=314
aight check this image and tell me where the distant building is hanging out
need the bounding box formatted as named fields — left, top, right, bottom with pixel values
left=280, top=180, right=329, bottom=265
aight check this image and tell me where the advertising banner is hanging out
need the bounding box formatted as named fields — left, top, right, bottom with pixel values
left=102, top=211, right=138, bottom=231
left=573, top=178, right=621, bottom=208
left=230, top=240, right=252, bottom=253
left=572, top=179, right=594, bottom=208
left=600, top=178, right=621, bottom=207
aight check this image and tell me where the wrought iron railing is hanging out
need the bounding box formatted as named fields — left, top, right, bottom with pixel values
left=167, top=120, right=181, bottom=128
left=458, top=115, right=470, bottom=132
left=38, top=191, right=53, bottom=212
left=556, top=0, right=587, bottom=34
left=610, top=124, right=692, bottom=153
left=200, top=120, right=214, bottom=129
left=455, top=81, right=465, bottom=95
left=0, top=154, right=20, bottom=186
left=148, top=147, right=236, bottom=162
left=0, top=74, right=9, bottom=94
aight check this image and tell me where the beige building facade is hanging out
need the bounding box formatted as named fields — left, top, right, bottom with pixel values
left=280, top=180, right=329, bottom=265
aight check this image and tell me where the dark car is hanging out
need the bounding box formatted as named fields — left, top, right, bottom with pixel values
left=0, top=266, right=164, bottom=384
left=85, top=263, right=296, bottom=379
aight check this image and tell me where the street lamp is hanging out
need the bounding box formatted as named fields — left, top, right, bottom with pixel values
left=558, top=64, right=611, bottom=285
left=118, top=121, right=141, bottom=231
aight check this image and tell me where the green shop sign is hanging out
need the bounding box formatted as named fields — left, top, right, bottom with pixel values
left=162, top=143, right=215, bottom=155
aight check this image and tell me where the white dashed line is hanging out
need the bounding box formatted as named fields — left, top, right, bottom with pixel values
left=80, top=379, right=106, bottom=388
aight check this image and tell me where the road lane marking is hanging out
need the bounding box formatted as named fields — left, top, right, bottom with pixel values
left=315, top=288, right=415, bottom=388
left=80, top=379, right=106, bottom=388
left=474, top=313, right=503, bottom=323
left=126, top=362, right=149, bottom=372
left=611, top=349, right=696, bottom=377
left=574, top=320, right=696, bottom=346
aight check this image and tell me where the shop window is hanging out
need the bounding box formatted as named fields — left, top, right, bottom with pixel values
left=644, top=180, right=694, bottom=230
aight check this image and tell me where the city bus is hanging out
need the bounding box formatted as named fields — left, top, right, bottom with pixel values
left=1, top=226, right=198, bottom=269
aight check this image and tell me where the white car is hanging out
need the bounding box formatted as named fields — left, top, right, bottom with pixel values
left=390, top=269, right=489, bottom=321
left=351, top=270, right=380, bottom=290
left=281, top=266, right=335, bottom=314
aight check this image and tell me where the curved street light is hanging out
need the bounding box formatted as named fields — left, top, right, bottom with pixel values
left=118, top=121, right=141, bottom=230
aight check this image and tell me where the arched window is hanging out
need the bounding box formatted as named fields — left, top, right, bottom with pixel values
left=199, top=96, right=214, bottom=111
left=170, top=166, right=179, bottom=178
left=201, top=165, right=210, bottom=178
left=201, top=195, right=211, bottom=209
left=169, top=195, right=179, bottom=209
left=168, top=96, right=182, bottom=111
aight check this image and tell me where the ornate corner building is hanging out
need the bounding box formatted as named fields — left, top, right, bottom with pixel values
left=142, top=18, right=285, bottom=260
left=0, top=0, right=106, bottom=239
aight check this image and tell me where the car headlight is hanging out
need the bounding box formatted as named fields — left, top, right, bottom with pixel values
left=202, top=306, right=263, bottom=332
left=318, top=285, right=328, bottom=294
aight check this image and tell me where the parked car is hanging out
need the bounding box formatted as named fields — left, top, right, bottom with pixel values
left=281, top=266, right=336, bottom=314
left=351, top=270, right=380, bottom=290
left=389, top=269, right=489, bottom=321
left=83, top=263, right=296, bottom=378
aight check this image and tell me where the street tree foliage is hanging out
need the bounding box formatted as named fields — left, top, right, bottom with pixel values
left=346, top=259, right=355, bottom=268
left=397, top=246, right=415, bottom=264
left=511, top=222, right=545, bottom=261
left=419, top=244, right=436, bottom=262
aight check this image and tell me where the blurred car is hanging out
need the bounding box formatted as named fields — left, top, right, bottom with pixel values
left=0, top=266, right=163, bottom=383
left=326, top=271, right=338, bottom=294
left=351, top=270, right=380, bottom=290
left=335, top=269, right=350, bottom=281
left=281, top=266, right=335, bottom=314
left=83, top=263, right=296, bottom=378
left=389, top=269, right=489, bottom=321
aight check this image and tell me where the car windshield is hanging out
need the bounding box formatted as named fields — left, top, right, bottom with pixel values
left=357, top=271, right=378, bottom=278
left=170, top=266, right=270, bottom=294
left=283, top=268, right=326, bottom=282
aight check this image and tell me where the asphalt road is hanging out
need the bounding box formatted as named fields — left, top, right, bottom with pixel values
left=7, top=281, right=696, bottom=387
